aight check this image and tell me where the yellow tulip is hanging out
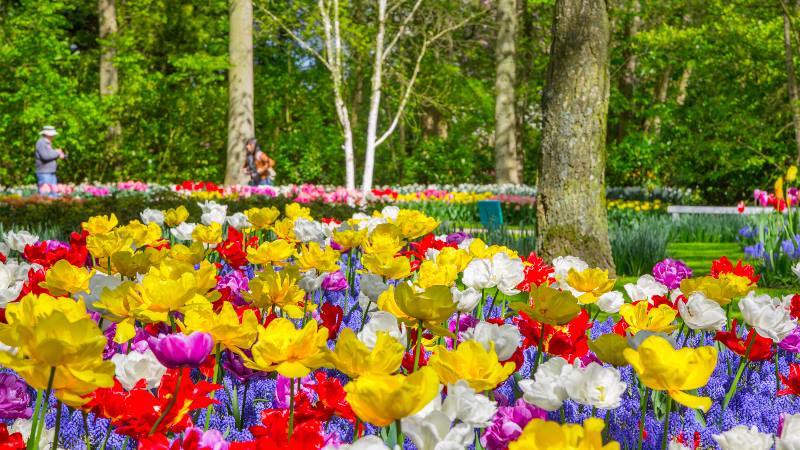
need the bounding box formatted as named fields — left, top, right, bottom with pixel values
left=328, top=328, right=404, bottom=378
left=295, top=242, right=341, bottom=273
left=467, top=239, right=518, bottom=260
left=362, top=224, right=405, bottom=255
left=623, top=335, right=717, bottom=411
left=39, top=260, right=94, bottom=297
left=285, top=202, right=312, bottom=220
left=776, top=176, right=785, bottom=201
left=361, top=252, right=412, bottom=280
left=132, top=269, right=207, bottom=323
left=393, top=282, right=456, bottom=324
left=94, top=281, right=140, bottom=343
left=81, top=213, right=119, bottom=235
left=244, top=318, right=331, bottom=378
left=245, top=206, right=281, bottom=230
left=244, top=267, right=306, bottom=312
left=788, top=165, right=798, bottom=183
left=391, top=210, right=439, bottom=239
left=168, top=242, right=206, bottom=265
left=509, top=418, right=620, bottom=450
left=86, top=231, right=133, bottom=259
left=163, top=206, right=190, bottom=227
left=192, top=222, right=223, bottom=245
left=247, top=239, right=295, bottom=266
left=566, top=268, right=616, bottom=304
left=376, top=286, right=413, bottom=321
left=679, top=275, right=751, bottom=306
left=272, top=217, right=297, bottom=242
left=435, top=247, right=473, bottom=272
left=332, top=228, right=367, bottom=251
left=618, top=302, right=677, bottom=335
left=427, top=340, right=515, bottom=391
left=181, top=302, right=259, bottom=356
left=416, top=260, right=459, bottom=289
left=119, top=220, right=163, bottom=248
left=111, top=250, right=153, bottom=278
left=344, top=366, right=440, bottom=427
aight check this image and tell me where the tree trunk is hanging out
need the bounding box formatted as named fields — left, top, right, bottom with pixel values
left=225, top=0, right=255, bottom=185
left=675, top=64, right=692, bottom=106
left=361, top=0, right=387, bottom=194
left=536, top=0, right=614, bottom=270
left=494, top=0, right=521, bottom=184
left=98, top=0, right=121, bottom=151
left=784, top=8, right=800, bottom=164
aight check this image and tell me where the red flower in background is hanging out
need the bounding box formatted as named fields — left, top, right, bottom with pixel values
left=788, top=294, right=800, bottom=320
left=710, top=256, right=760, bottom=285
left=319, top=303, right=343, bottom=340
left=779, top=363, right=800, bottom=396
left=0, top=424, right=25, bottom=450
left=516, top=252, right=555, bottom=292
left=17, top=268, right=47, bottom=299
left=715, top=320, right=774, bottom=361
left=514, top=310, right=591, bottom=363
left=216, top=227, right=258, bottom=268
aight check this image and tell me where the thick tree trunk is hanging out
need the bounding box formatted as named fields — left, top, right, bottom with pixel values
left=784, top=9, right=800, bottom=164
left=98, top=0, right=121, bottom=150
left=494, top=0, right=521, bottom=184
left=225, top=0, right=255, bottom=185
left=536, top=0, right=614, bottom=271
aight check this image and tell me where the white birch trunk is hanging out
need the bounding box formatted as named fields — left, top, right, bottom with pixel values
left=361, top=0, right=388, bottom=195
left=225, top=0, right=255, bottom=185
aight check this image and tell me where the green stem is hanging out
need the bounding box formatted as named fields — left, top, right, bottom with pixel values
left=27, top=390, right=44, bottom=450
left=30, top=367, right=56, bottom=450
left=82, top=411, right=90, bottom=449
left=775, top=346, right=782, bottom=394
left=356, top=300, right=371, bottom=334
left=661, top=398, right=672, bottom=450
left=414, top=320, right=424, bottom=372
left=395, top=419, right=404, bottom=446
left=722, top=335, right=755, bottom=412
left=454, top=312, right=461, bottom=349
left=98, top=420, right=113, bottom=450
left=354, top=417, right=361, bottom=441
left=288, top=378, right=296, bottom=441
left=238, top=379, right=250, bottom=430
left=51, top=401, right=63, bottom=450
left=149, top=368, right=184, bottom=436
left=204, top=345, right=222, bottom=431
left=637, top=386, right=649, bottom=450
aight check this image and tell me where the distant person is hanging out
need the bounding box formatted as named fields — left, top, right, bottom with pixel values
left=34, top=125, right=66, bottom=194
left=241, top=138, right=276, bottom=186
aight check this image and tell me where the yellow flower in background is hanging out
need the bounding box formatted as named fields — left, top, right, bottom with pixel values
left=39, top=260, right=94, bottom=297
left=192, top=222, right=223, bottom=245
left=332, top=228, right=367, bottom=251
left=119, top=220, right=163, bottom=248
left=361, top=252, right=412, bottom=280
left=247, top=239, right=295, bottom=266
left=435, top=247, right=472, bottom=272
left=468, top=239, right=518, bottom=260
left=776, top=176, right=785, bottom=200
left=163, top=206, right=190, bottom=227
left=296, top=242, right=341, bottom=273
left=417, top=260, right=458, bottom=289
left=566, top=268, right=615, bottom=304
left=181, top=302, right=259, bottom=356
left=679, top=276, right=751, bottom=306
left=272, top=217, right=297, bottom=242
left=168, top=242, right=206, bottom=265
left=328, top=328, right=404, bottom=378
left=788, top=165, right=798, bottom=183
left=244, top=318, right=330, bottom=378
left=619, top=302, right=677, bottom=334
left=624, top=335, right=717, bottom=412
left=81, top=213, right=119, bottom=235
left=362, top=223, right=405, bottom=255
left=344, top=367, right=440, bottom=427
left=0, top=293, right=114, bottom=406
left=86, top=231, right=133, bottom=259
left=132, top=268, right=207, bottom=323
left=508, top=418, right=619, bottom=450
left=111, top=250, right=154, bottom=278
left=393, top=282, right=456, bottom=324
left=94, top=281, right=141, bottom=343
left=428, top=340, right=515, bottom=391
left=244, top=267, right=305, bottom=313
left=245, top=206, right=281, bottom=229
left=391, top=209, right=439, bottom=239
left=285, top=202, right=312, bottom=220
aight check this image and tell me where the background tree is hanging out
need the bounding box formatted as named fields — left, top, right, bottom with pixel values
left=536, top=0, right=615, bottom=269
left=98, top=0, right=120, bottom=153
left=226, top=0, right=255, bottom=185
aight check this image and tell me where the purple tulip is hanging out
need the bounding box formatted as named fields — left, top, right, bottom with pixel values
left=780, top=327, right=800, bottom=353
left=652, top=258, right=692, bottom=290
left=322, top=271, right=348, bottom=292
left=222, top=350, right=267, bottom=382
left=148, top=331, right=214, bottom=368
left=446, top=231, right=472, bottom=245
left=0, top=373, right=33, bottom=419
left=480, top=399, right=546, bottom=450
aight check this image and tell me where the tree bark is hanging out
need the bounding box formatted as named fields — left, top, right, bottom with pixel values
left=225, top=0, right=255, bottom=185
left=98, top=0, right=121, bottom=150
left=783, top=7, right=800, bottom=164
left=675, top=63, right=692, bottom=106
left=494, top=0, right=521, bottom=184
left=536, top=0, right=615, bottom=271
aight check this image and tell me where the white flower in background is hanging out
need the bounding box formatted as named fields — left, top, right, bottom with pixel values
left=678, top=292, right=727, bottom=331
left=381, top=206, right=400, bottom=221
left=713, top=425, right=773, bottom=450
left=294, top=217, right=330, bottom=244
left=462, top=253, right=525, bottom=296
left=4, top=230, right=38, bottom=253
left=518, top=357, right=573, bottom=411
left=111, top=349, right=167, bottom=390
left=227, top=212, right=252, bottom=230
left=201, top=208, right=227, bottom=226
left=0, top=242, right=9, bottom=256
left=355, top=216, right=388, bottom=233
left=11, top=419, right=56, bottom=450
left=563, top=363, right=626, bottom=409
left=441, top=380, right=497, bottom=428
left=198, top=200, right=227, bottom=216
left=552, top=256, right=588, bottom=288
left=326, top=435, right=396, bottom=450
left=79, top=271, right=123, bottom=311
left=451, top=286, right=482, bottom=313
left=425, top=247, right=441, bottom=261
left=740, top=291, right=797, bottom=342
left=793, top=262, right=800, bottom=281
left=358, top=311, right=407, bottom=349
left=457, top=238, right=474, bottom=251
left=777, top=413, right=800, bottom=450
left=461, top=322, right=521, bottom=361
left=298, top=269, right=326, bottom=292
left=0, top=263, right=23, bottom=308
left=170, top=223, right=196, bottom=241
left=140, top=208, right=165, bottom=226
left=624, top=275, right=668, bottom=302
left=597, top=291, right=624, bottom=313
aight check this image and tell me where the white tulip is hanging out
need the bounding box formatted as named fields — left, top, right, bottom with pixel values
left=79, top=271, right=123, bottom=311
left=201, top=209, right=227, bottom=226
left=451, top=286, right=482, bottom=313
left=4, top=230, right=38, bottom=253
left=624, top=274, right=668, bottom=302
left=197, top=200, right=227, bottom=216
left=518, top=357, right=573, bottom=411
left=563, top=362, right=626, bottom=409
left=298, top=269, right=326, bottom=292
left=778, top=413, right=800, bottom=450
left=552, top=256, right=588, bottom=288
left=441, top=380, right=497, bottom=428
left=381, top=206, right=400, bottom=221
left=461, top=322, right=521, bottom=361
left=740, top=291, right=797, bottom=342
left=111, top=349, right=167, bottom=390
left=227, top=212, right=252, bottom=230
left=11, top=419, right=57, bottom=450
left=462, top=253, right=524, bottom=296
left=0, top=263, right=23, bottom=308
left=403, top=410, right=473, bottom=450
left=294, top=217, right=330, bottom=244
left=358, top=311, right=407, bottom=349
left=170, top=222, right=196, bottom=241
left=597, top=291, right=625, bottom=313
left=713, top=425, right=773, bottom=450
left=360, top=273, right=388, bottom=301
left=140, top=208, right=165, bottom=226
left=326, top=435, right=396, bottom=450
left=678, top=292, right=727, bottom=331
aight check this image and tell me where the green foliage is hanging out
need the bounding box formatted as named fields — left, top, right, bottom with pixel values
left=610, top=222, right=670, bottom=276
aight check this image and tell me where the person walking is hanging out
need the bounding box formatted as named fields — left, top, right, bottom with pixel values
left=34, top=125, right=66, bottom=194
left=241, top=138, right=276, bottom=186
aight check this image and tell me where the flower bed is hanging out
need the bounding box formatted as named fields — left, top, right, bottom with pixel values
left=0, top=202, right=798, bottom=449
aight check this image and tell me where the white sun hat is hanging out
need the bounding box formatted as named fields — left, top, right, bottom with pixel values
left=40, top=125, right=58, bottom=137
